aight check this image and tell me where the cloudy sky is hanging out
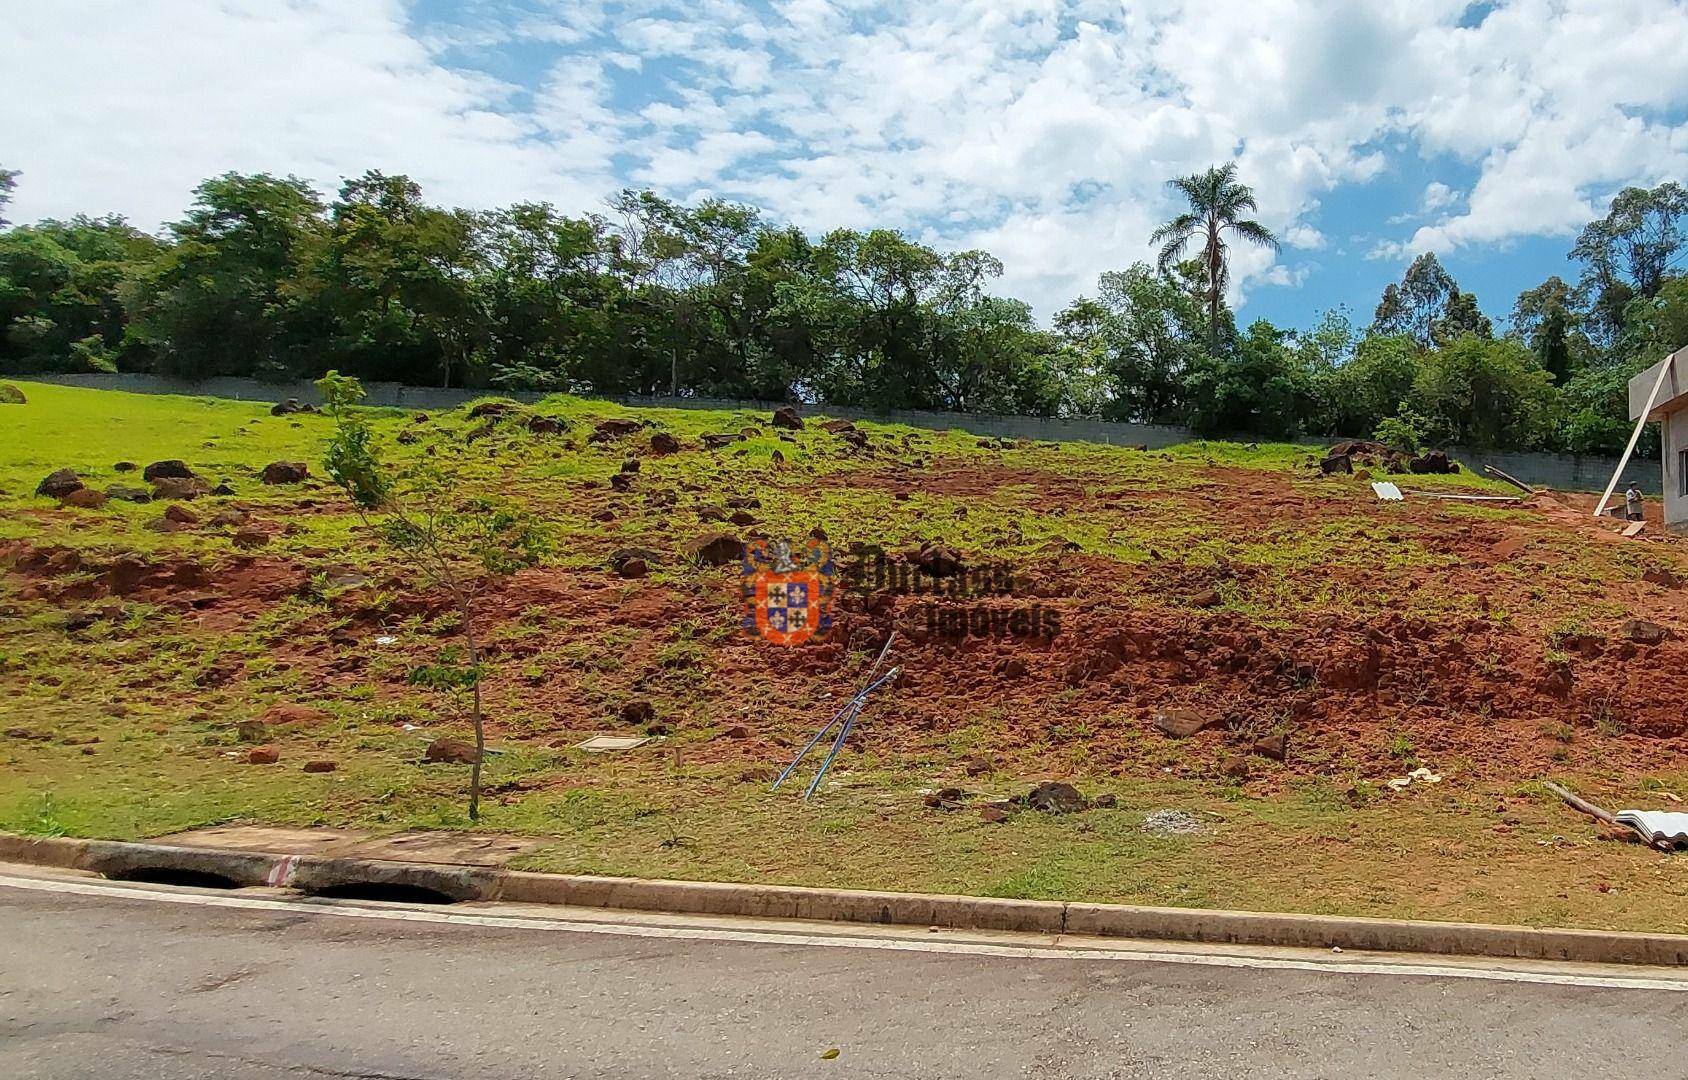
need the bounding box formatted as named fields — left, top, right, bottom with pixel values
left=5, top=0, right=1688, bottom=327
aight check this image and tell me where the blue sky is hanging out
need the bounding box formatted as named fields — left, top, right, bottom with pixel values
left=6, top=0, right=1688, bottom=331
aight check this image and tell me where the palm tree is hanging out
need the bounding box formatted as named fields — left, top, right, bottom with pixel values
left=1150, top=164, right=1280, bottom=351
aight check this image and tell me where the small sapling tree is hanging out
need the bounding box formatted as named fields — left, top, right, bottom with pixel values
left=317, top=371, right=548, bottom=821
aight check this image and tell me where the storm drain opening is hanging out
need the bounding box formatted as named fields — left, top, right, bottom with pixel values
left=106, top=867, right=245, bottom=890
left=305, top=881, right=461, bottom=905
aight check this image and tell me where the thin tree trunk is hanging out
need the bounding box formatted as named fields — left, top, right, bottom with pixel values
left=461, top=596, right=484, bottom=822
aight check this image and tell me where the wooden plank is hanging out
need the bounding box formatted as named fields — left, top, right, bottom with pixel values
left=1623, top=521, right=1645, bottom=538
left=1595, top=355, right=1676, bottom=518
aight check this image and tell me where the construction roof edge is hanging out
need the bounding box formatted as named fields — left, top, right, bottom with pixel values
left=1629, top=347, right=1688, bottom=421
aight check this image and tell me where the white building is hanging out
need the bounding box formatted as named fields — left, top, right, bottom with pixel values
left=1628, top=347, right=1688, bottom=534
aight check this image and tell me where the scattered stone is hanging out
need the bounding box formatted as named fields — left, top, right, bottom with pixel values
left=302, top=759, right=338, bottom=773
left=1153, top=709, right=1223, bottom=738
left=620, top=700, right=656, bottom=725
left=1408, top=450, right=1458, bottom=475
left=609, top=472, right=635, bottom=492
left=620, top=457, right=641, bottom=474
left=1024, top=780, right=1087, bottom=814
left=1642, top=566, right=1684, bottom=590
left=0, top=383, right=25, bottom=404
left=979, top=805, right=1010, bottom=824
left=589, top=418, right=644, bottom=443
left=526, top=415, right=566, bottom=435
left=1188, top=588, right=1222, bottom=608
left=1091, top=794, right=1119, bottom=809
left=1251, top=733, right=1288, bottom=762
left=246, top=746, right=280, bottom=765
left=650, top=432, right=682, bottom=454
left=646, top=722, right=671, bottom=737
left=772, top=405, right=804, bottom=430
left=104, top=485, right=151, bottom=503
left=1622, top=618, right=1669, bottom=646
left=143, top=460, right=196, bottom=482
left=820, top=418, right=857, bottom=435
left=210, top=481, right=236, bottom=496
left=261, top=703, right=331, bottom=726
left=964, top=754, right=995, bottom=777
left=260, top=461, right=309, bottom=484
left=423, top=737, right=481, bottom=764
left=271, top=398, right=316, bottom=416
left=908, top=541, right=964, bottom=577
left=234, top=719, right=268, bottom=743
left=164, top=503, right=200, bottom=525
left=1141, top=809, right=1206, bottom=836
left=60, top=488, right=108, bottom=509
left=232, top=526, right=271, bottom=550
left=150, top=475, right=210, bottom=500
left=1539, top=664, right=1574, bottom=699
left=113, top=461, right=137, bottom=472
left=609, top=547, right=660, bottom=578
left=722, top=723, right=751, bottom=739
left=1218, top=754, right=1252, bottom=781
left=1318, top=453, right=1353, bottom=475
left=924, top=787, right=968, bottom=811
left=685, top=532, right=744, bottom=567
left=728, top=509, right=757, bottom=527
left=701, top=433, right=744, bottom=449
left=36, top=468, right=84, bottom=498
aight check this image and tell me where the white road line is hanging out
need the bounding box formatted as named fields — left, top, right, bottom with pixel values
left=4, top=872, right=1686, bottom=992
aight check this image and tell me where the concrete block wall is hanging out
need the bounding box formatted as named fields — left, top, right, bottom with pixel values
left=22, top=373, right=1654, bottom=494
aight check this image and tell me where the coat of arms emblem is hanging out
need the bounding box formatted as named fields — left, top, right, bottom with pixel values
left=742, top=538, right=834, bottom=646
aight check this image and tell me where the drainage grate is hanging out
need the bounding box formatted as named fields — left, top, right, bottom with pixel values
left=106, top=867, right=245, bottom=890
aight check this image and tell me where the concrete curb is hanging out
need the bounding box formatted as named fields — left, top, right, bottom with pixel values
left=4, top=833, right=1685, bottom=967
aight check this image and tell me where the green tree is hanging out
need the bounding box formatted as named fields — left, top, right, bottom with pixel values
left=0, top=215, right=163, bottom=372
left=1372, top=253, right=1465, bottom=348
left=1055, top=264, right=1205, bottom=423
left=0, top=168, right=17, bottom=228
left=1184, top=319, right=1313, bottom=438
left=1571, top=182, right=1688, bottom=345
left=1411, top=335, right=1557, bottom=449
left=1150, top=163, right=1280, bottom=352
left=317, top=371, right=549, bottom=821
left=126, top=173, right=325, bottom=379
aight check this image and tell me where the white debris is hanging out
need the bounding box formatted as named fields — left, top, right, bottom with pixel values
left=1372, top=481, right=1404, bottom=501
left=374, top=635, right=398, bottom=646
left=577, top=735, right=651, bottom=752
left=1387, top=767, right=1442, bottom=791
left=1141, top=809, right=1207, bottom=836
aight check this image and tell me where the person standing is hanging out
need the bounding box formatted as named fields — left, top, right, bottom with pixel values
left=1625, top=481, right=1645, bottom=522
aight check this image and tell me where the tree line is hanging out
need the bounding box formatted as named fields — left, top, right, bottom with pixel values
left=1, top=162, right=1684, bottom=453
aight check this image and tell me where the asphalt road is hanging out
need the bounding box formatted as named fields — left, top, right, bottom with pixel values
left=2, top=872, right=1685, bottom=1080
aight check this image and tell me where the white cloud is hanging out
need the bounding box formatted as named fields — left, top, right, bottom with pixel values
left=5, top=0, right=1688, bottom=315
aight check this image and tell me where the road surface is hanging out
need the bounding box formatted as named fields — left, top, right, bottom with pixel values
left=2, top=865, right=1684, bottom=1079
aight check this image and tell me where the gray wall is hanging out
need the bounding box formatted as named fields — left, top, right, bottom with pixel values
left=21, top=372, right=1656, bottom=494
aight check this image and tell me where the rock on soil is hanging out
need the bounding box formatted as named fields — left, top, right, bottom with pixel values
left=302, top=760, right=338, bottom=773
left=923, top=787, right=968, bottom=811
left=261, top=703, right=331, bottom=726
left=1251, top=733, right=1288, bottom=761
left=232, top=526, right=271, bottom=550
left=36, top=469, right=84, bottom=498
left=0, top=384, right=25, bottom=404
left=1623, top=618, right=1669, bottom=645
left=105, top=485, right=151, bottom=503
left=60, top=488, right=108, bottom=509
left=423, top=737, right=481, bottom=764
left=701, top=433, right=744, bottom=449
left=163, top=504, right=199, bottom=525
left=772, top=405, right=804, bottom=430
left=589, top=418, right=644, bottom=443
left=686, top=532, right=744, bottom=567
left=820, top=418, right=856, bottom=435
left=143, top=460, right=197, bottom=482
left=260, top=461, right=309, bottom=484
left=620, top=700, right=655, bottom=725
left=1642, top=566, right=1684, bottom=590
left=150, top=475, right=210, bottom=500
left=650, top=432, right=682, bottom=454
left=271, top=399, right=316, bottom=416
left=246, top=746, right=280, bottom=765
left=1023, top=780, right=1088, bottom=813
left=907, top=541, right=964, bottom=577
left=1153, top=709, right=1223, bottom=738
